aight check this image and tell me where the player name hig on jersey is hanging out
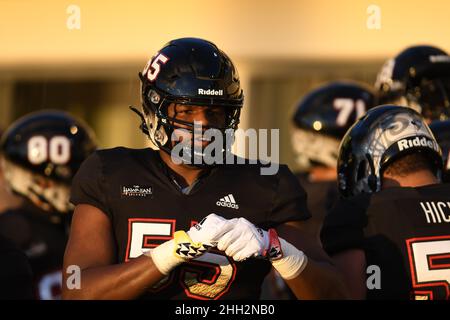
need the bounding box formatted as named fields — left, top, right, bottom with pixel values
left=216, top=194, right=239, bottom=209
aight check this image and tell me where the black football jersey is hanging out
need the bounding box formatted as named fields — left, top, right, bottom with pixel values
left=321, top=184, right=450, bottom=300
left=0, top=235, right=33, bottom=299
left=70, top=147, right=310, bottom=300
left=0, top=204, right=68, bottom=300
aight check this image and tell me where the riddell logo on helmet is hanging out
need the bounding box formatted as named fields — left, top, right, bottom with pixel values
left=198, top=88, right=223, bottom=96
left=397, top=136, right=439, bottom=152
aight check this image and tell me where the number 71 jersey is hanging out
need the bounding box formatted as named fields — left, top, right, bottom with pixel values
left=321, top=183, right=450, bottom=300
left=70, top=147, right=310, bottom=300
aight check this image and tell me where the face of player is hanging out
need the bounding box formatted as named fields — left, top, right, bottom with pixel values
left=167, top=103, right=226, bottom=148
left=167, top=104, right=226, bottom=127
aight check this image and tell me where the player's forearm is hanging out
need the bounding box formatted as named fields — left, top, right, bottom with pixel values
left=62, top=255, right=165, bottom=300
left=285, top=259, right=349, bottom=299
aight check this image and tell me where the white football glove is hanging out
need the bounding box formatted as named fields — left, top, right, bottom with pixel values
left=216, top=217, right=308, bottom=280
left=187, top=213, right=238, bottom=246
left=216, top=217, right=270, bottom=261
left=146, top=213, right=236, bottom=275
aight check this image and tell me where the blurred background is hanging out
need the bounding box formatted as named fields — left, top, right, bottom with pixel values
left=2, top=0, right=450, bottom=170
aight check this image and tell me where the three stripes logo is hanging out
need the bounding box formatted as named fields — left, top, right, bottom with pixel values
left=216, top=194, right=239, bottom=210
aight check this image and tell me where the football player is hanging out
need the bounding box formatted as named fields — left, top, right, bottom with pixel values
left=63, top=37, right=348, bottom=300
left=375, top=45, right=450, bottom=122
left=292, top=81, right=375, bottom=239
left=0, top=129, right=33, bottom=300
left=0, top=110, right=97, bottom=299
left=260, top=81, right=375, bottom=300
left=320, top=105, right=450, bottom=299
left=429, top=120, right=450, bottom=182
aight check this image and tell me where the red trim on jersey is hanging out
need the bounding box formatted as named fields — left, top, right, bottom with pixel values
left=124, top=218, right=177, bottom=293
left=124, top=218, right=176, bottom=262
left=182, top=262, right=221, bottom=284
left=412, top=290, right=433, bottom=300
left=428, top=253, right=450, bottom=270
left=406, top=235, right=450, bottom=300
left=179, top=251, right=237, bottom=300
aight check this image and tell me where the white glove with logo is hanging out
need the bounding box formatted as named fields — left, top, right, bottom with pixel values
left=216, top=217, right=308, bottom=280
left=187, top=213, right=238, bottom=246
left=216, top=217, right=270, bottom=261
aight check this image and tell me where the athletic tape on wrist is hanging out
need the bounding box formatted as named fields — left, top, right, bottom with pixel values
left=271, top=238, right=308, bottom=280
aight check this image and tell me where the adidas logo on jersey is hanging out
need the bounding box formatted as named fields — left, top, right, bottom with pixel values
left=216, top=194, right=239, bottom=209
left=198, top=88, right=223, bottom=96
left=397, top=136, right=439, bottom=152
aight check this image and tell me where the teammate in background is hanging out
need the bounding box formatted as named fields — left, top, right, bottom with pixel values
left=291, top=81, right=375, bottom=239
left=430, top=120, right=450, bottom=182
left=0, top=129, right=33, bottom=300
left=263, top=81, right=375, bottom=299
left=261, top=81, right=375, bottom=300
left=63, top=37, right=348, bottom=300
left=321, top=105, right=450, bottom=300
left=0, top=111, right=97, bottom=299
left=375, top=45, right=450, bottom=122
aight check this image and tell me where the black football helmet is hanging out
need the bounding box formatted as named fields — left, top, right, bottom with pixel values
left=291, top=81, right=375, bottom=171
left=429, top=120, right=450, bottom=182
left=132, top=37, right=243, bottom=165
left=0, top=110, right=97, bottom=214
left=337, top=105, right=443, bottom=198
left=375, top=45, right=450, bottom=121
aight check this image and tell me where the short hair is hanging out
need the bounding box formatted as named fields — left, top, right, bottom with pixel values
left=383, top=153, right=436, bottom=178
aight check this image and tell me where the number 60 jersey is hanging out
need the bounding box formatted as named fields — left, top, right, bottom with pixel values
left=321, top=184, right=450, bottom=300
left=70, top=147, right=310, bottom=300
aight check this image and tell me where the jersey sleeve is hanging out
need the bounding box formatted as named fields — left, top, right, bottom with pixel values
left=267, top=165, right=311, bottom=226
left=70, top=151, right=111, bottom=219
left=320, top=195, right=369, bottom=255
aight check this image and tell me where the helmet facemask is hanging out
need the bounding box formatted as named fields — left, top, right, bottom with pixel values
left=1, top=158, right=73, bottom=216
left=291, top=127, right=340, bottom=171
left=406, top=76, right=450, bottom=121
left=141, top=85, right=241, bottom=167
